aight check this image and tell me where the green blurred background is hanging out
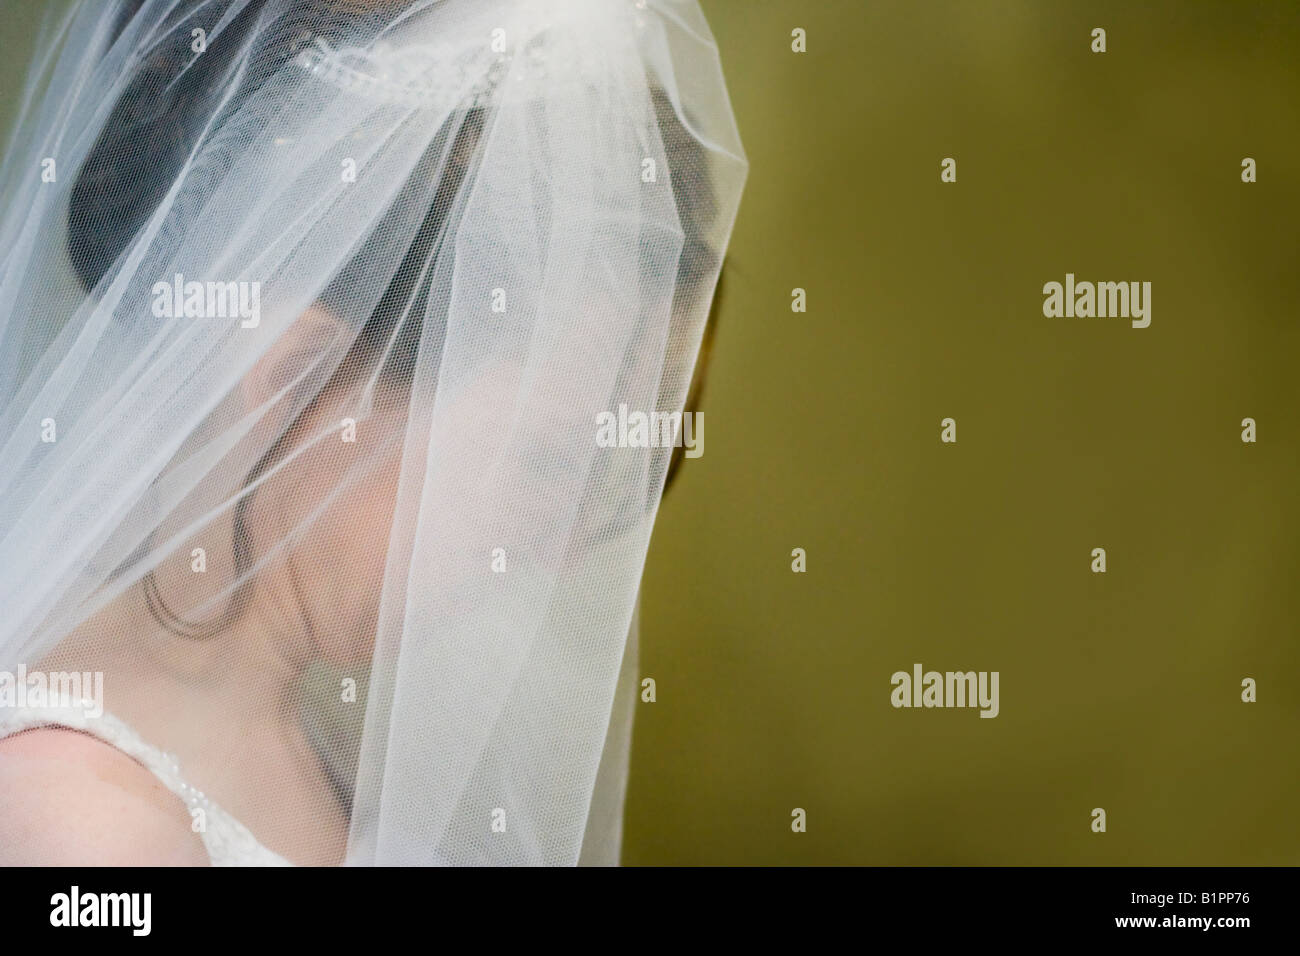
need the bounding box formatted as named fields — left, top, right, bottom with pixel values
left=2, top=0, right=1296, bottom=864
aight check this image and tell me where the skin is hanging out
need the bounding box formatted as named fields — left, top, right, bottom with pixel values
left=0, top=296, right=714, bottom=864
left=0, top=269, right=714, bottom=867
left=0, top=0, right=722, bottom=868
left=0, top=729, right=210, bottom=866
left=0, top=307, right=400, bottom=866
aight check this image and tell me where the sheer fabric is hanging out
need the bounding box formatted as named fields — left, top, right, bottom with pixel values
left=0, top=0, right=745, bottom=865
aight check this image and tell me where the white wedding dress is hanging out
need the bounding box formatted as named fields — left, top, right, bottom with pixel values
left=0, top=700, right=292, bottom=866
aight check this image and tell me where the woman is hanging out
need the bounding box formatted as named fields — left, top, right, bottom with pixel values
left=0, top=0, right=745, bottom=865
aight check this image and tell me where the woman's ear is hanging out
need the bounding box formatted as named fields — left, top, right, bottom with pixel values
left=239, top=305, right=350, bottom=415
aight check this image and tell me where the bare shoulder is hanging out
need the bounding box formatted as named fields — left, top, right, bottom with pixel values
left=0, top=727, right=209, bottom=866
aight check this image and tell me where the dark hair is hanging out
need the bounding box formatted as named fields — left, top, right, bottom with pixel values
left=76, top=1, right=724, bottom=639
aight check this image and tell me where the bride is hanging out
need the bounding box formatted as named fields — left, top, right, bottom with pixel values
left=0, top=0, right=745, bottom=865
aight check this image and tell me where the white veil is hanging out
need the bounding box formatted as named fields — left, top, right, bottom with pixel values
left=0, top=0, right=745, bottom=865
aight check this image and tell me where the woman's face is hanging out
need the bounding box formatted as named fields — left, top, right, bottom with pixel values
left=241, top=284, right=690, bottom=668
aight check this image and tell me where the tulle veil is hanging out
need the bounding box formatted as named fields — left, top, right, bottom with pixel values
left=0, top=0, right=745, bottom=865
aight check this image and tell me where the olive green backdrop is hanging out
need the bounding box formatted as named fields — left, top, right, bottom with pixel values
left=2, top=0, right=1296, bottom=865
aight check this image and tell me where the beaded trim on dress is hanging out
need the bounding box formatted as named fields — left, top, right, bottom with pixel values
left=0, top=699, right=292, bottom=867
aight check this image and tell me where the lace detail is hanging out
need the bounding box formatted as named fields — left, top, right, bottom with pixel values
left=0, top=700, right=292, bottom=867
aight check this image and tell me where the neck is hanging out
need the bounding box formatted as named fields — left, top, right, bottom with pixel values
left=44, top=584, right=323, bottom=789
left=35, top=578, right=352, bottom=863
